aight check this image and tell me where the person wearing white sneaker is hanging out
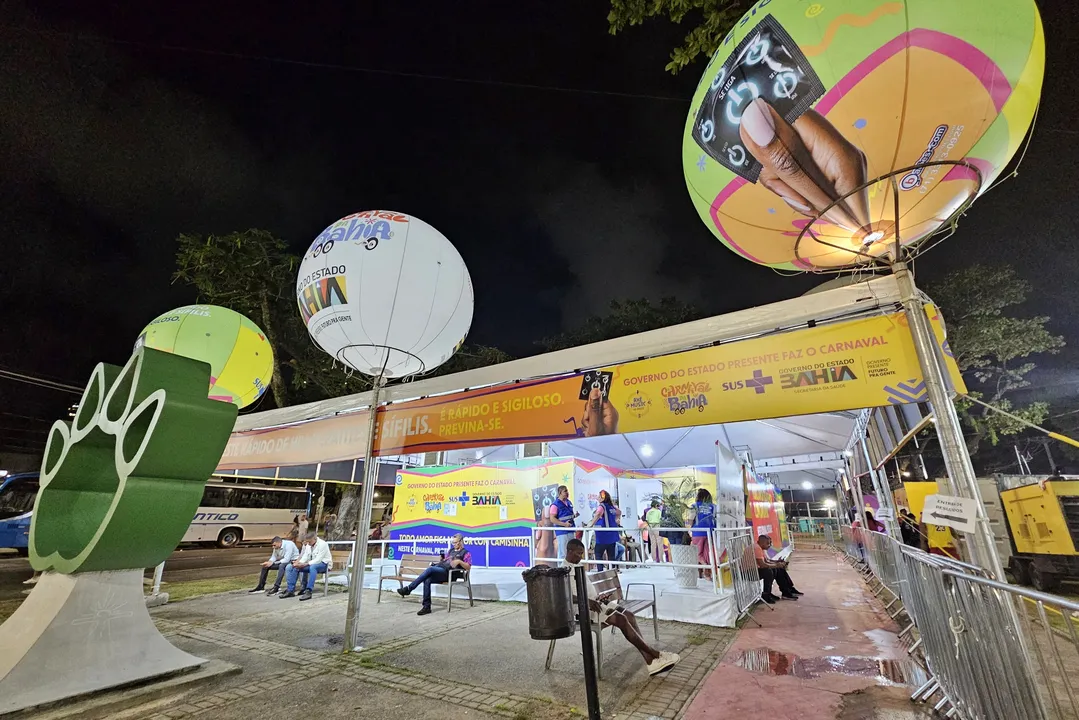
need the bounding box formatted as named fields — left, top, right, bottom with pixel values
left=565, top=539, right=679, bottom=675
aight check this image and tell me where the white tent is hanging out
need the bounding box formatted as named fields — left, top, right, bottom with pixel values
left=234, top=275, right=901, bottom=431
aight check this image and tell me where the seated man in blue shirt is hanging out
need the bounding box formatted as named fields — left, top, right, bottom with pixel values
left=397, top=533, right=472, bottom=615
left=250, top=535, right=300, bottom=595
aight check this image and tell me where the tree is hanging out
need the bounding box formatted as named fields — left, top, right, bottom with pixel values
left=540, top=297, right=703, bottom=351
left=926, top=265, right=1065, bottom=454
left=608, top=0, right=753, bottom=73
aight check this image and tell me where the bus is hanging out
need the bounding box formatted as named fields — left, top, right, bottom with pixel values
left=0, top=475, right=311, bottom=552
left=185, top=481, right=311, bottom=547
left=0, top=473, right=37, bottom=555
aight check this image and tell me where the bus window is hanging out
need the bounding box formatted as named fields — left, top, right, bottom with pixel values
left=201, top=486, right=230, bottom=507
left=0, top=478, right=39, bottom=520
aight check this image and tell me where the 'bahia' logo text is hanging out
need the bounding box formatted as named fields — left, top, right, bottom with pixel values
left=471, top=495, right=503, bottom=506
left=313, top=210, right=409, bottom=252
left=780, top=365, right=858, bottom=389
left=662, top=382, right=711, bottom=415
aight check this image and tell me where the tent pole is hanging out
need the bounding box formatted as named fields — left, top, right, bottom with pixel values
left=892, top=262, right=1003, bottom=579
left=344, top=375, right=385, bottom=652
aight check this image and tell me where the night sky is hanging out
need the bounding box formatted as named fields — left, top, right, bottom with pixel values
left=2, top=0, right=1078, bottom=456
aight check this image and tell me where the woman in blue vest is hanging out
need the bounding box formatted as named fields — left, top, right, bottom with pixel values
left=687, top=488, right=717, bottom=581
left=589, top=490, right=622, bottom=572
left=549, top=485, right=579, bottom=560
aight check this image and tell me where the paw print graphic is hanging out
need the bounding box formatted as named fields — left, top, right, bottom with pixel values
left=30, top=347, right=238, bottom=574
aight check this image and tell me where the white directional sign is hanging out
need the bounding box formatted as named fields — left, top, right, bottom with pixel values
left=922, top=494, right=978, bottom=534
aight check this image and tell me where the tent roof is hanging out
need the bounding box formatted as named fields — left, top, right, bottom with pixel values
left=236, top=275, right=900, bottom=431
left=547, top=413, right=857, bottom=470
left=435, top=411, right=858, bottom=490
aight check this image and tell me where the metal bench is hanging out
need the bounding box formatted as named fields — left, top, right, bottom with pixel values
left=321, top=549, right=353, bottom=596
left=544, top=568, right=658, bottom=679
left=376, top=553, right=474, bottom=612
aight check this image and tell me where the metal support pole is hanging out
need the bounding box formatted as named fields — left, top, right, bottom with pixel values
left=313, top=462, right=325, bottom=533
left=893, top=262, right=1004, bottom=579
left=344, top=376, right=385, bottom=652
left=848, top=456, right=867, bottom=524
left=152, top=562, right=165, bottom=595
left=574, top=565, right=602, bottom=720
left=861, top=441, right=900, bottom=541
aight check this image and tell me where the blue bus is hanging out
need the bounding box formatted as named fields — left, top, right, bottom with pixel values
left=0, top=473, right=37, bottom=555
left=0, top=475, right=311, bottom=551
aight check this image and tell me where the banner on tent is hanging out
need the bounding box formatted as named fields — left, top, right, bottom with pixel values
left=386, top=458, right=627, bottom=567
left=746, top=471, right=789, bottom=547
left=217, top=306, right=962, bottom=470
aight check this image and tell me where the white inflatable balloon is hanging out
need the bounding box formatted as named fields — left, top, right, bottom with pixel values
left=296, top=210, right=474, bottom=378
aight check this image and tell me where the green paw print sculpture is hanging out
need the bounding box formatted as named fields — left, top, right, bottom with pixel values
left=30, top=347, right=238, bottom=574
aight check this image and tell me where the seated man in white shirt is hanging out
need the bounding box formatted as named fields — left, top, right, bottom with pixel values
left=250, top=535, right=301, bottom=596
left=282, top=532, right=333, bottom=601
left=564, top=538, right=679, bottom=676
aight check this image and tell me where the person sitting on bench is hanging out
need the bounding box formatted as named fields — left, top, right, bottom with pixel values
left=397, top=532, right=472, bottom=615
left=754, top=535, right=802, bottom=604
left=281, top=532, right=332, bottom=601
left=249, top=535, right=299, bottom=595
left=565, top=538, right=679, bottom=676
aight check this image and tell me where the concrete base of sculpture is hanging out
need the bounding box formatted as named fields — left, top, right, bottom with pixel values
left=0, top=570, right=206, bottom=715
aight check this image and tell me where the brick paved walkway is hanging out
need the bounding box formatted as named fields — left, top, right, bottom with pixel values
left=122, top=587, right=738, bottom=720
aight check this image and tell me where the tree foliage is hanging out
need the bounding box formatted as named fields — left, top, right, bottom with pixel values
left=927, top=265, right=1065, bottom=453
left=540, top=297, right=703, bottom=351
left=608, top=0, right=753, bottom=73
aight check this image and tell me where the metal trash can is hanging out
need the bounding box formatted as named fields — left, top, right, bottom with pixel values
left=521, top=564, right=575, bottom=640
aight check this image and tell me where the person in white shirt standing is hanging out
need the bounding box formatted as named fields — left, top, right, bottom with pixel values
left=282, top=532, right=333, bottom=601
left=250, top=536, right=300, bottom=596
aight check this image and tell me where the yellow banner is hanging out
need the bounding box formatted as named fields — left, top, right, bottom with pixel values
left=219, top=307, right=964, bottom=469
left=600, top=305, right=964, bottom=436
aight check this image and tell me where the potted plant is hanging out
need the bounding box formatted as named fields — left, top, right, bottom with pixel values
left=647, top=477, right=700, bottom=589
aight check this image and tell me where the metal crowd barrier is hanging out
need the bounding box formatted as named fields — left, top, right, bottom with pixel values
left=841, top=528, right=1079, bottom=720
left=720, top=528, right=771, bottom=627
left=533, top=525, right=733, bottom=595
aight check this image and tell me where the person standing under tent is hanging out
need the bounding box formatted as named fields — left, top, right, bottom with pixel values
left=686, top=488, right=717, bottom=581
left=644, top=500, right=663, bottom=563
left=297, top=512, right=310, bottom=538
left=549, top=485, right=579, bottom=559
left=589, top=490, right=622, bottom=572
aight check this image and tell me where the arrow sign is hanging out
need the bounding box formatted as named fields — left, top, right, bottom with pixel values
left=922, top=494, right=978, bottom=534
left=928, top=512, right=966, bottom=525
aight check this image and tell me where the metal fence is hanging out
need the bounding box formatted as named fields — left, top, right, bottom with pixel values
left=720, top=528, right=769, bottom=626
left=839, top=527, right=1079, bottom=720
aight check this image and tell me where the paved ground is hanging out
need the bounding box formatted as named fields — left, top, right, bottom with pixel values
left=683, top=550, right=932, bottom=720
left=106, top=582, right=737, bottom=720
left=26, top=547, right=942, bottom=719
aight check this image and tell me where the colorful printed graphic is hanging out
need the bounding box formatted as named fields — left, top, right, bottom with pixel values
left=388, top=459, right=608, bottom=567
left=136, top=305, right=274, bottom=409
left=295, top=210, right=473, bottom=378
left=298, top=275, right=348, bottom=325
left=218, top=307, right=963, bottom=469
left=387, top=459, right=729, bottom=568
left=746, top=472, right=789, bottom=549
left=683, top=0, right=1045, bottom=269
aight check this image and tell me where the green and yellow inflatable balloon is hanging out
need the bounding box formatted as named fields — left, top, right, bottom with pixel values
left=683, top=0, right=1045, bottom=270
left=135, top=305, right=274, bottom=409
